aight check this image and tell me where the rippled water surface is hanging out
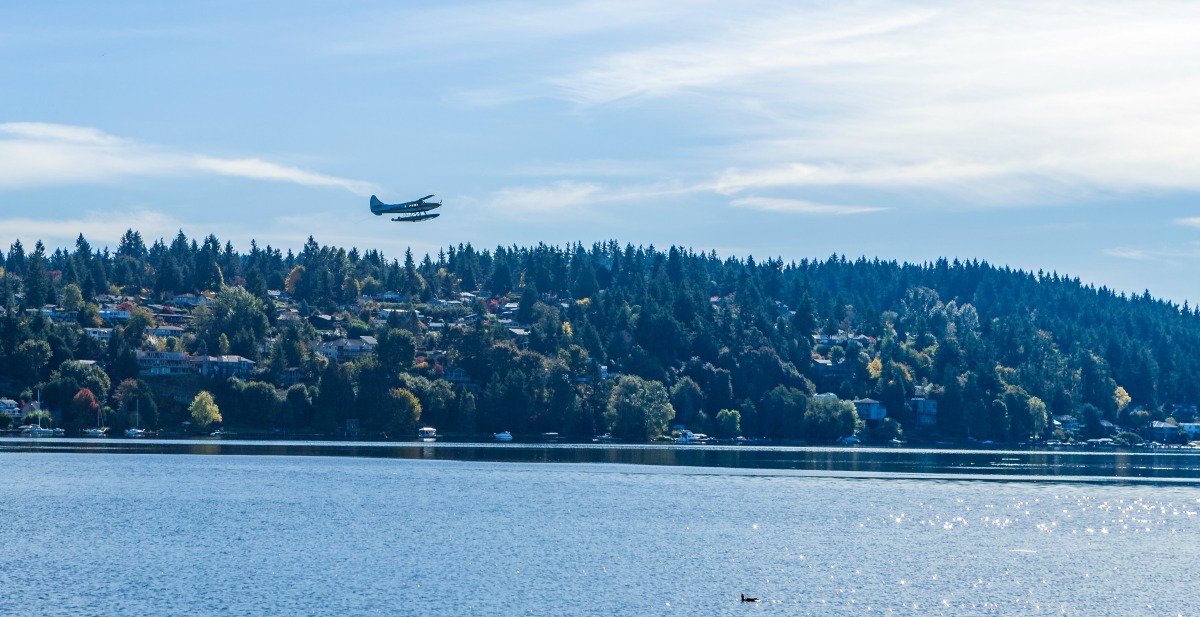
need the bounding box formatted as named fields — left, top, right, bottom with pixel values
left=1, top=449, right=1197, bottom=615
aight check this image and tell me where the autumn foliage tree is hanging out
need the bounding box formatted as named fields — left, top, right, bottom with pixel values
left=67, top=387, right=102, bottom=432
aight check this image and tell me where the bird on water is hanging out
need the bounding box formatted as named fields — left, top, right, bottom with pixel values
left=740, top=593, right=759, bottom=603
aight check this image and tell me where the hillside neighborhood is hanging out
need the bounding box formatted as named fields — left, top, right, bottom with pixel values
left=3, top=233, right=1199, bottom=446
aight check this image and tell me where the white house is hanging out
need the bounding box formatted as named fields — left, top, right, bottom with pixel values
left=314, top=337, right=377, bottom=363
left=84, top=328, right=114, bottom=341
left=0, top=398, right=20, bottom=421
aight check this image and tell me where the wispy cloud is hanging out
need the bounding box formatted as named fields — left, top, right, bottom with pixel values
left=1102, top=248, right=1153, bottom=261
left=192, top=156, right=374, bottom=194
left=485, top=179, right=700, bottom=216
left=551, top=8, right=937, bottom=105
left=0, top=123, right=376, bottom=195
left=486, top=181, right=605, bottom=216
left=712, top=161, right=1013, bottom=194
left=1103, top=244, right=1200, bottom=265
left=324, top=1, right=717, bottom=56
left=1175, top=217, right=1200, bottom=229
left=538, top=1, right=1200, bottom=204
left=731, top=196, right=887, bottom=215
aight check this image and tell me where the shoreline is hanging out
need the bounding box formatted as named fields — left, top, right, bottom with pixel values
left=4, top=436, right=1200, bottom=484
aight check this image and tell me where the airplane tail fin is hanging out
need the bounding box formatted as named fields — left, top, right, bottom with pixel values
left=370, top=195, right=383, bottom=208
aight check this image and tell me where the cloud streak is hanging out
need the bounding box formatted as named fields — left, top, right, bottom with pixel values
left=484, top=179, right=702, bottom=216
left=0, top=122, right=376, bottom=195
left=1103, top=244, right=1200, bottom=266
left=539, top=1, right=1200, bottom=205
left=731, top=196, right=887, bottom=215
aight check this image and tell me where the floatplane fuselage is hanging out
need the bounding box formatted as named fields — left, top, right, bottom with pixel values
left=371, top=194, right=441, bottom=214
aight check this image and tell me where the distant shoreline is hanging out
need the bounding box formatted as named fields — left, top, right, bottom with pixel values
left=5, top=437, right=1200, bottom=484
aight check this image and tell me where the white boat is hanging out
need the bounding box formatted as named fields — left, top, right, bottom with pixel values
left=21, top=390, right=54, bottom=436
left=418, top=427, right=437, bottom=441
left=494, top=431, right=513, bottom=442
left=676, top=430, right=710, bottom=444
left=125, top=401, right=146, bottom=437
left=83, top=406, right=107, bottom=436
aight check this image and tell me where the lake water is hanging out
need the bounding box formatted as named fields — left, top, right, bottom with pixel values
left=1, top=441, right=1198, bottom=615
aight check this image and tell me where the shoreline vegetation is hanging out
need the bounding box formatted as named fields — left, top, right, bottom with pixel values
left=2, top=231, right=1199, bottom=451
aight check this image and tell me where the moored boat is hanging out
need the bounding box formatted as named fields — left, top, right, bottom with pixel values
left=125, top=401, right=146, bottom=437
left=21, top=390, right=55, bottom=436
left=83, top=406, right=107, bottom=436
left=494, top=431, right=513, bottom=442
left=418, top=427, right=437, bottom=441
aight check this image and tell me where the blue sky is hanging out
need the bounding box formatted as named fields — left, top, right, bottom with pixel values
left=2, top=1, right=1199, bottom=303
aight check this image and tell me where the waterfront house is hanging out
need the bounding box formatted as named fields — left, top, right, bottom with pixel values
left=1178, top=423, right=1200, bottom=441
left=1053, top=415, right=1081, bottom=434
left=1148, top=421, right=1183, bottom=444
left=910, top=397, right=938, bottom=427
left=0, top=398, right=20, bottom=422
left=853, top=398, right=888, bottom=423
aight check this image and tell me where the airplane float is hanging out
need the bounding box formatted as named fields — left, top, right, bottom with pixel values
left=370, top=194, right=442, bottom=222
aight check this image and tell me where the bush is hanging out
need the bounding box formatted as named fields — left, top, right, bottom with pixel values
left=1112, top=431, right=1143, bottom=446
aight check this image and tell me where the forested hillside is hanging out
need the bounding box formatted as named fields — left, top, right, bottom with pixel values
left=1, top=230, right=1195, bottom=443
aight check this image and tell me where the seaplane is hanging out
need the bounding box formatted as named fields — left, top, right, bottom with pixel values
left=370, top=194, right=442, bottom=223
